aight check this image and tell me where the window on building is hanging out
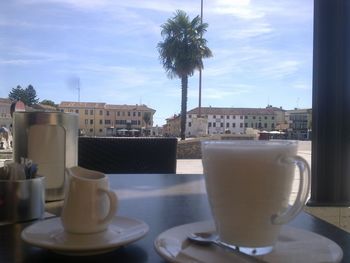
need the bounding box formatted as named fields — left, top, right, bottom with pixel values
left=89, top=128, right=93, bottom=133
left=213, top=123, right=216, bottom=127
left=99, top=110, right=103, bottom=115
left=107, top=111, right=110, bottom=116
left=189, top=114, right=192, bottom=118
left=251, top=123, right=254, bottom=127
left=84, top=119, right=88, bottom=124
left=99, top=129, right=103, bottom=132
left=240, top=116, right=243, bottom=119
left=133, top=112, right=136, bottom=117
left=90, top=119, right=93, bottom=125
left=232, top=123, right=236, bottom=128
left=128, top=112, right=131, bottom=116
left=220, top=115, right=224, bottom=119
left=138, top=112, right=141, bottom=117
left=90, top=109, right=93, bottom=115
left=220, top=123, right=224, bottom=127
left=245, top=123, right=248, bottom=128
left=75, top=109, right=79, bottom=114
left=208, top=122, right=212, bottom=127
left=99, top=120, right=102, bottom=124
left=85, top=109, right=88, bottom=115
left=105, top=120, right=111, bottom=125
left=226, top=123, right=229, bottom=128
left=226, top=115, right=230, bottom=119
left=264, top=123, right=267, bottom=128
left=240, top=123, right=243, bottom=128
left=272, top=116, right=275, bottom=120
left=233, top=115, right=236, bottom=119
left=213, top=115, right=216, bottom=118
left=138, top=120, right=141, bottom=125
left=244, top=116, right=247, bottom=119
left=253, top=116, right=256, bottom=119
left=271, top=123, right=275, bottom=129
left=117, top=111, right=120, bottom=116
left=188, top=122, right=192, bottom=127
left=258, top=123, right=262, bottom=128
left=265, top=116, right=267, bottom=120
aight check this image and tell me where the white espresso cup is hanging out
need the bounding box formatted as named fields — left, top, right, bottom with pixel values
left=201, top=140, right=310, bottom=255
left=61, top=166, right=118, bottom=234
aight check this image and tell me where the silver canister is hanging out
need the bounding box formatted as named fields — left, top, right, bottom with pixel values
left=13, top=112, right=78, bottom=201
left=0, top=176, right=45, bottom=223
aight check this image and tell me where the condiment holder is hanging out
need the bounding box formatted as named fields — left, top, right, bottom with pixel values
left=0, top=160, right=45, bottom=223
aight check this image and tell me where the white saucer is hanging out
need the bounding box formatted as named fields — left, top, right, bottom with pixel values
left=154, top=221, right=343, bottom=263
left=21, top=216, right=149, bottom=256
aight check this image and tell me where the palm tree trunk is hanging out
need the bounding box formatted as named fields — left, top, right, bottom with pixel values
left=180, top=75, right=188, bottom=140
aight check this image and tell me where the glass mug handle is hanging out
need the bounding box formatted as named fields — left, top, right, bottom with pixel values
left=97, top=188, right=118, bottom=225
left=272, top=155, right=311, bottom=225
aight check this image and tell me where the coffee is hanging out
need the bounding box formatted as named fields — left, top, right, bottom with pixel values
left=202, top=140, right=310, bottom=254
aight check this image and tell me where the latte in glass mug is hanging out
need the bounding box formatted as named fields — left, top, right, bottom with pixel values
left=202, top=140, right=310, bottom=255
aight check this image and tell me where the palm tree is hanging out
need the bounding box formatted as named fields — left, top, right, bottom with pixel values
left=143, top=112, right=151, bottom=136
left=158, top=10, right=212, bottom=140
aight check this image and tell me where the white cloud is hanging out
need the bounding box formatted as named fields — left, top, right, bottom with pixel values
left=0, top=59, right=34, bottom=65
left=180, top=84, right=252, bottom=100
left=208, top=0, right=265, bottom=20
left=258, top=60, right=301, bottom=79
left=292, top=83, right=311, bottom=90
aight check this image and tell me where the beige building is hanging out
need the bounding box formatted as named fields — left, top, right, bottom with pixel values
left=58, top=102, right=155, bottom=136
left=163, top=114, right=181, bottom=137
left=0, top=98, right=12, bottom=129
left=165, top=106, right=289, bottom=138
left=187, top=107, right=280, bottom=136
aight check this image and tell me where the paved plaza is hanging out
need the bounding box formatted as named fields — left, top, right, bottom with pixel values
left=177, top=140, right=311, bottom=174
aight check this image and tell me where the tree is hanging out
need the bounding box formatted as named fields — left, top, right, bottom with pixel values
left=8, top=85, right=39, bottom=106
left=8, top=85, right=25, bottom=102
left=143, top=112, right=151, bottom=136
left=158, top=10, right=212, bottom=140
left=40, top=99, right=57, bottom=107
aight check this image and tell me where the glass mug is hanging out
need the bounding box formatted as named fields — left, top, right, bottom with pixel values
left=201, top=140, right=310, bottom=255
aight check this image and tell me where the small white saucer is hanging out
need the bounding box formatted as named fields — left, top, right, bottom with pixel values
left=154, top=221, right=343, bottom=263
left=21, top=216, right=149, bottom=256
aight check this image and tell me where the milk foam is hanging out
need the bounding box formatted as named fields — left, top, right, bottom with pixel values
left=202, top=141, right=297, bottom=247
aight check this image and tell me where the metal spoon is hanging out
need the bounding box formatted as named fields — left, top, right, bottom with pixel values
left=188, top=232, right=268, bottom=263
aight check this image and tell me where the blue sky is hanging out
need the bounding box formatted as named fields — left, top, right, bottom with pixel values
left=0, top=0, right=313, bottom=126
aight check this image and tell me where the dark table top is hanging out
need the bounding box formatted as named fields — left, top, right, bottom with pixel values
left=1, top=174, right=350, bottom=263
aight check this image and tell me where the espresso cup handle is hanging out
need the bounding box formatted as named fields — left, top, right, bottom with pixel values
left=272, top=155, right=311, bottom=225
left=97, top=189, right=118, bottom=225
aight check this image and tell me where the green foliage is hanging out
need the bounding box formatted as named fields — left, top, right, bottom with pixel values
left=158, top=10, right=212, bottom=79
left=8, top=85, right=39, bottom=106
left=158, top=10, right=212, bottom=140
left=143, top=112, right=151, bottom=126
left=40, top=99, right=57, bottom=107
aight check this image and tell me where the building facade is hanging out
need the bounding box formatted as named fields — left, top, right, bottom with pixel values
left=187, top=107, right=278, bottom=136
left=58, top=102, right=155, bottom=136
left=0, top=98, right=12, bottom=129
left=163, top=114, right=181, bottom=137
left=286, top=108, right=312, bottom=140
